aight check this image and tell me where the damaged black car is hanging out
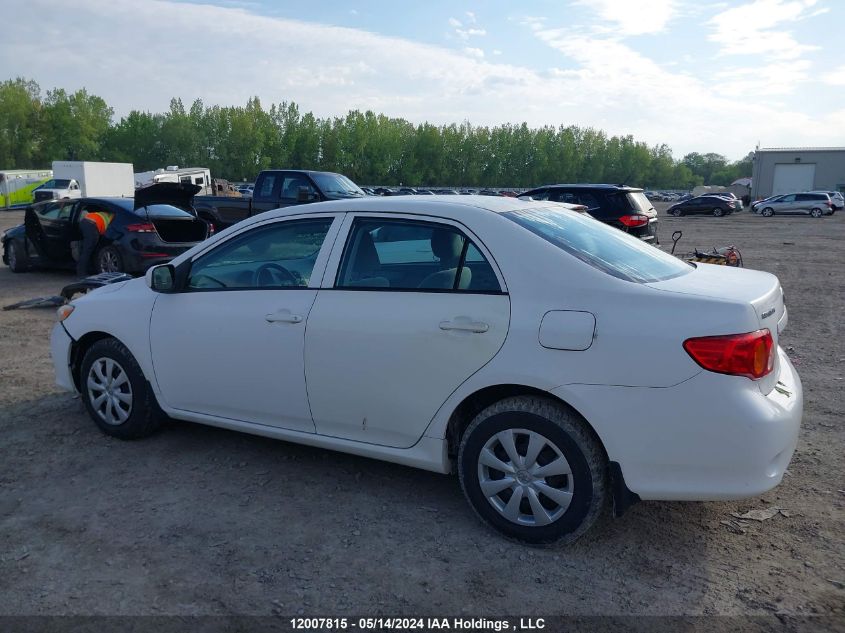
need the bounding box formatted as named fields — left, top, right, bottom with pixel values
left=2, top=183, right=210, bottom=275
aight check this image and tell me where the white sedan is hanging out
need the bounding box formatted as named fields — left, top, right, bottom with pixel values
left=50, top=196, right=802, bottom=544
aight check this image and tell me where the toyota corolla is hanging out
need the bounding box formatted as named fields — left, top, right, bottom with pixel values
left=50, top=196, right=802, bottom=544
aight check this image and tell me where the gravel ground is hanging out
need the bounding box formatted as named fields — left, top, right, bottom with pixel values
left=0, top=204, right=843, bottom=619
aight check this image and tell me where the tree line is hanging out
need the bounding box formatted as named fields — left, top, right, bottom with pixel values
left=0, top=77, right=752, bottom=189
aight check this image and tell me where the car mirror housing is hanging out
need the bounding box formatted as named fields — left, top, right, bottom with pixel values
left=147, top=264, right=176, bottom=293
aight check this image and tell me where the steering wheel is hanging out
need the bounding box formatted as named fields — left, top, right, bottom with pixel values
left=254, top=262, right=298, bottom=287
left=190, top=274, right=227, bottom=288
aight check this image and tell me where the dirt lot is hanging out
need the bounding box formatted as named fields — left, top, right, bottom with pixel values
left=0, top=205, right=843, bottom=619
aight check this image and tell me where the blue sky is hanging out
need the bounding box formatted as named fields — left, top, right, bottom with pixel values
left=5, top=0, right=845, bottom=159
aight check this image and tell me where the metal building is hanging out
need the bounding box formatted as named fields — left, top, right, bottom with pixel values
left=752, top=147, right=845, bottom=199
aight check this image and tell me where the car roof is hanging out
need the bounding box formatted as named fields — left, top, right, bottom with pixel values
left=527, top=183, right=644, bottom=192
left=253, top=194, right=552, bottom=222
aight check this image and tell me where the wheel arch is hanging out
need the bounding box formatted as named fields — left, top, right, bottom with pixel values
left=69, top=331, right=116, bottom=391
left=444, top=383, right=607, bottom=463
left=444, top=383, right=639, bottom=517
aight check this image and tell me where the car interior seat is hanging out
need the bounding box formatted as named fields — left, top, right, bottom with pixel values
left=418, top=229, right=471, bottom=290
left=344, top=230, right=389, bottom=287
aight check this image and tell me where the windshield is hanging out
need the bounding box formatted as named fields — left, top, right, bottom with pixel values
left=310, top=173, right=364, bottom=197
left=39, top=179, right=71, bottom=189
left=505, top=207, right=692, bottom=283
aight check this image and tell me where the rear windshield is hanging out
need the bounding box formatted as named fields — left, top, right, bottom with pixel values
left=504, top=207, right=692, bottom=283
left=130, top=203, right=192, bottom=218
left=626, top=191, right=655, bottom=214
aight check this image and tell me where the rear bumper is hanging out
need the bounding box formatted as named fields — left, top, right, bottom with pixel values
left=50, top=322, right=77, bottom=393
left=120, top=235, right=196, bottom=272
left=553, top=346, right=802, bottom=501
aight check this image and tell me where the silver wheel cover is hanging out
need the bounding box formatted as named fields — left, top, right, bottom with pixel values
left=478, top=428, right=574, bottom=526
left=87, top=357, right=133, bottom=425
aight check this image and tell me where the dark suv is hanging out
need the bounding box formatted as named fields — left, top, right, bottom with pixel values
left=519, top=184, right=658, bottom=242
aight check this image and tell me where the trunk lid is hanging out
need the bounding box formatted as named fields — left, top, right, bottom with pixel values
left=134, top=182, right=200, bottom=212
left=647, top=263, right=786, bottom=394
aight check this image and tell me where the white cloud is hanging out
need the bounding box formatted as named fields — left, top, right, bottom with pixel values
left=349, top=8, right=357, bottom=15
left=465, top=11, right=476, bottom=23
left=573, top=0, right=678, bottom=35
left=463, top=47, right=485, bottom=59
left=519, top=16, right=547, bottom=31
left=714, top=60, right=811, bottom=95
left=708, top=0, right=821, bottom=59
left=455, top=28, right=486, bottom=40
left=821, top=65, right=845, bottom=86
left=492, top=49, right=502, bottom=56
left=448, top=17, right=461, bottom=27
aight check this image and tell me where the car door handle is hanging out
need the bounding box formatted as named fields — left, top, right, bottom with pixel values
left=439, top=319, right=489, bottom=333
left=265, top=312, right=303, bottom=324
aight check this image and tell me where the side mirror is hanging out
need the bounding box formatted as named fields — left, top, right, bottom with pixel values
left=297, top=186, right=318, bottom=203
left=146, top=264, right=176, bottom=292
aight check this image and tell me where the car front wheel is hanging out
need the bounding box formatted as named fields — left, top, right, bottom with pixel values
left=671, top=208, right=682, bottom=217
left=80, top=338, right=164, bottom=439
left=458, top=396, right=607, bottom=545
left=761, top=207, right=774, bottom=217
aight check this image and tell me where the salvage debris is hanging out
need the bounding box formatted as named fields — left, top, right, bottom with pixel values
left=731, top=506, right=790, bottom=521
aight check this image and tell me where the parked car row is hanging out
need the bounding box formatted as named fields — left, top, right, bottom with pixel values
left=363, top=187, right=520, bottom=197
left=751, top=191, right=841, bottom=217
left=645, top=191, right=688, bottom=202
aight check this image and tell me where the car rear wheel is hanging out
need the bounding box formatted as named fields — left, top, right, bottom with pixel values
left=96, top=245, right=125, bottom=273
left=810, top=208, right=823, bottom=218
left=458, top=396, right=607, bottom=545
left=6, top=240, right=28, bottom=272
left=80, top=338, right=164, bottom=440
left=671, top=208, right=682, bottom=217
left=713, top=207, right=724, bottom=217
left=762, top=207, right=774, bottom=217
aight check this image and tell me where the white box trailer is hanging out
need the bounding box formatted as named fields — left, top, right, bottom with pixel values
left=33, top=161, right=135, bottom=202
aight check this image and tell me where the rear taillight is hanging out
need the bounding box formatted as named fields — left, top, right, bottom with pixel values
left=125, top=222, right=156, bottom=233
left=207, top=222, right=215, bottom=235
left=618, top=214, right=649, bottom=228
left=683, top=329, right=774, bottom=380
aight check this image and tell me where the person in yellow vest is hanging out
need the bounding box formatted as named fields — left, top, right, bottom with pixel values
left=77, top=208, right=114, bottom=277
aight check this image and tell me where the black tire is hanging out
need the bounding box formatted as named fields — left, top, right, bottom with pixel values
left=671, top=208, right=682, bottom=217
left=712, top=207, right=724, bottom=217
left=762, top=207, right=774, bottom=217
left=6, top=240, right=28, bottom=272
left=810, top=208, right=822, bottom=218
left=96, top=245, right=125, bottom=273
left=458, top=396, right=608, bottom=545
left=80, top=338, right=164, bottom=440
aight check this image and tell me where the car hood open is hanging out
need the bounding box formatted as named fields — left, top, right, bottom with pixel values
left=134, top=183, right=201, bottom=211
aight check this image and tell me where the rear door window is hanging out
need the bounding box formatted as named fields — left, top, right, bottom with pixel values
left=256, top=174, right=278, bottom=199
left=336, top=218, right=501, bottom=292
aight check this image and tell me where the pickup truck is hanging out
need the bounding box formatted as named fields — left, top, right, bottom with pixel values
left=193, top=170, right=366, bottom=229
